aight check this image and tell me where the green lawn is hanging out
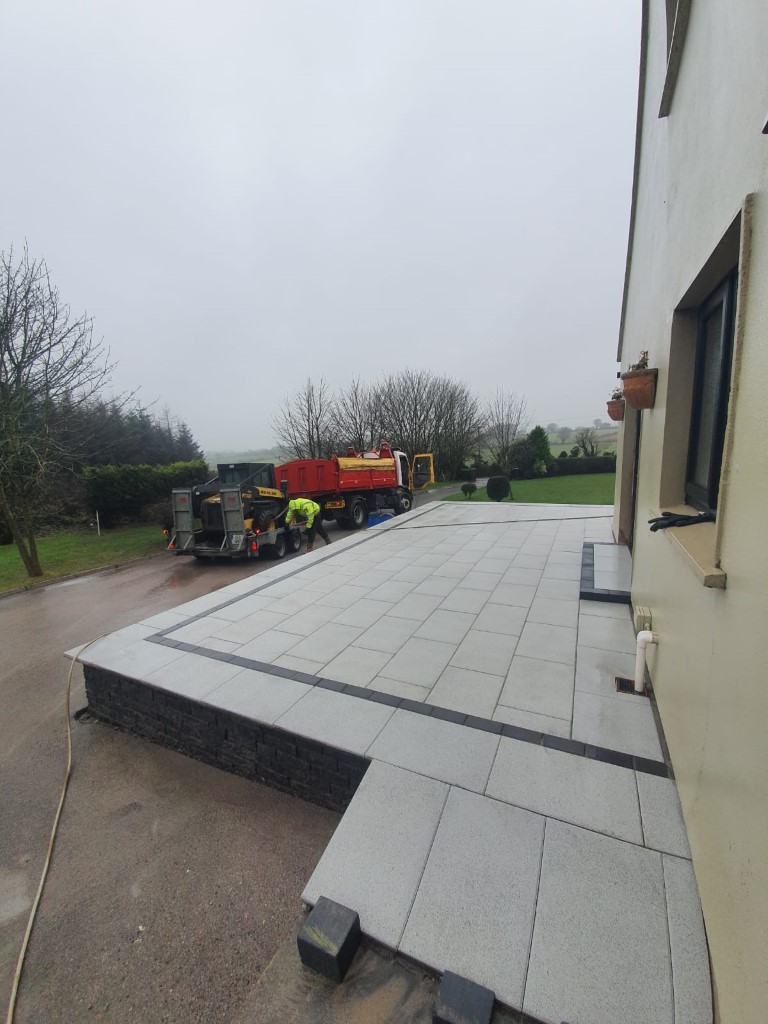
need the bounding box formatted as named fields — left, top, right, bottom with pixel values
left=0, top=524, right=167, bottom=592
left=446, top=473, right=616, bottom=505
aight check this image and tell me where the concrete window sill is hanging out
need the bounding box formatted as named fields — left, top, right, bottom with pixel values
left=652, top=506, right=727, bottom=589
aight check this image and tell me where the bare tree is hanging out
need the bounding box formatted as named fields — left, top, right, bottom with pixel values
left=484, top=390, right=529, bottom=475
left=574, top=426, right=602, bottom=457
left=271, top=377, right=336, bottom=460
left=0, top=246, right=115, bottom=576
left=332, top=377, right=382, bottom=452
left=556, top=425, right=572, bottom=444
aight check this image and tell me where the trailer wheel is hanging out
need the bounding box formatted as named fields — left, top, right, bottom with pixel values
left=288, top=529, right=302, bottom=553
left=348, top=498, right=368, bottom=530
left=262, top=533, right=287, bottom=559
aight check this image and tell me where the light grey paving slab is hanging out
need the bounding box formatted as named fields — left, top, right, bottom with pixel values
left=321, top=584, right=373, bottom=609
left=267, top=590, right=319, bottom=615
left=331, top=598, right=394, bottom=628
left=579, top=598, right=634, bottom=619
left=400, top=788, right=545, bottom=1009
left=545, top=550, right=582, bottom=567
left=487, top=583, right=536, bottom=609
left=379, top=637, right=457, bottom=686
left=140, top=610, right=188, bottom=630
left=212, top=610, right=290, bottom=645
left=450, top=629, right=518, bottom=677
left=572, top=690, right=664, bottom=761
left=432, top=561, right=474, bottom=579
left=91, top=639, right=187, bottom=678
left=415, top=609, right=476, bottom=644
left=499, top=656, right=574, bottom=720
left=575, top=645, right=636, bottom=699
left=534, top=576, right=580, bottom=601
left=387, top=593, right=444, bottom=622
left=170, top=591, right=236, bottom=617
left=208, top=669, right=311, bottom=723
left=288, top=623, right=365, bottom=664
left=515, top=621, right=577, bottom=666
left=275, top=686, right=394, bottom=754
left=541, top=562, right=581, bottom=581
left=273, top=653, right=325, bottom=675
left=412, top=575, right=459, bottom=597
left=486, top=739, right=643, bottom=843
left=473, top=602, right=527, bottom=636
left=492, top=705, right=570, bottom=738
left=354, top=569, right=397, bottom=589
left=427, top=666, right=505, bottom=718
left=637, top=775, right=691, bottom=858
left=578, top=614, right=637, bottom=655
left=474, top=557, right=515, bottom=574
left=271, top=604, right=341, bottom=637
left=594, top=566, right=632, bottom=590
left=368, top=676, right=430, bottom=702
left=236, top=628, right=301, bottom=663
left=512, top=553, right=548, bottom=570
left=663, top=854, right=712, bottom=1024
left=68, top=623, right=157, bottom=663
left=367, top=710, right=500, bottom=792
left=392, top=565, right=435, bottom=584
left=456, top=570, right=504, bottom=592
left=527, top=596, right=579, bottom=628
left=367, top=580, right=417, bottom=603
left=321, top=646, right=394, bottom=686
left=414, top=553, right=446, bottom=567
left=212, top=594, right=277, bottom=622
left=301, top=573, right=354, bottom=595
left=524, top=819, right=672, bottom=1024
left=145, top=652, right=244, bottom=699
left=204, top=636, right=240, bottom=654
left=302, top=762, right=448, bottom=946
left=501, top=568, right=542, bottom=586
left=353, top=614, right=422, bottom=653
left=439, top=588, right=490, bottom=613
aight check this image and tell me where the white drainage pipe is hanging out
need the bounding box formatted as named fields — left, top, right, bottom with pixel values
left=635, top=630, right=658, bottom=694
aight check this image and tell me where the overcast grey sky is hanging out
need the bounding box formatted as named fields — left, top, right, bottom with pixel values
left=2, top=1, right=639, bottom=451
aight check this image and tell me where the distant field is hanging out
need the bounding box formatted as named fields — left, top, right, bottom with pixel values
left=0, top=525, right=166, bottom=592
left=445, top=474, right=616, bottom=505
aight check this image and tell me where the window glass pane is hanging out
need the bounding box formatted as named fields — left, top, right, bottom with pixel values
left=691, top=305, right=724, bottom=492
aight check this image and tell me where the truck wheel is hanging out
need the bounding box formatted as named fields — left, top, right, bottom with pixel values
left=349, top=498, right=368, bottom=530
left=394, top=491, right=413, bottom=515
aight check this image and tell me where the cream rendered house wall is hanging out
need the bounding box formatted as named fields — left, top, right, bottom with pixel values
left=615, top=3, right=768, bottom=1022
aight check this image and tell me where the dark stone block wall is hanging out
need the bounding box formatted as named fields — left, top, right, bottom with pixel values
left=84, top=665, right=369, bottom=813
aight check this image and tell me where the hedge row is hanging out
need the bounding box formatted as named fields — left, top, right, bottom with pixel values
left=84, top=460, right=210, bottom=525
left=549, top=455, right=616, bottom=476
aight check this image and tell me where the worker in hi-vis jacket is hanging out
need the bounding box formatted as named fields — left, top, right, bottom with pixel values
left=284, top=497, right=332, bottom=553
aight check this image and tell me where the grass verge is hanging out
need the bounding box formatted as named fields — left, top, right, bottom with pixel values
left=445, top=474, right=616, bottom=505
left=0, top=524, right=166, bottom=593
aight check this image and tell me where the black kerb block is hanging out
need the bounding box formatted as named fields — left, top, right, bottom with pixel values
left=433, top=970, right=495, bottom=1024
left=297, top=896, right=361, bottom=983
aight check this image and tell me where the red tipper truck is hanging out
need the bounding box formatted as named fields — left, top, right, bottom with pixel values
left=276, top=443, right=434, bottom=529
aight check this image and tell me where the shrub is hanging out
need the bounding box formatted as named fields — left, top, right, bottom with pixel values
left=461, top=482, right=478, bottom=499
left=547, top=460, right=559, bottom=475
left=558, top=450, right=569, bottom=458
left=569, top=446, right=581, bottom=458
left=84, top=459, right=210, bottom=526
left=486, top=475, right=510, bottom=501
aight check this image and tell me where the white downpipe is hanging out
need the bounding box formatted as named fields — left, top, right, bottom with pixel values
left=635, top=630, right=658, bottom=693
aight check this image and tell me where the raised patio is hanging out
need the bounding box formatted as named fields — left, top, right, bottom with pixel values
left=71, top=501, right=711, bottom=1024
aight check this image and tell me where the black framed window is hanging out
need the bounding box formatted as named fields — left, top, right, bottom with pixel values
left=685, top=273, right=737, bottom=511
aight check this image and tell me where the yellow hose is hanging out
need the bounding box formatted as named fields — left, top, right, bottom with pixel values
left=4, top=637, right=103, bottom=1024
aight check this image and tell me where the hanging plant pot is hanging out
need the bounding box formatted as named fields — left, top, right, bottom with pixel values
left=621, top=368, right=658, bottom=410
left=607, top=399, right=625, bottom=422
